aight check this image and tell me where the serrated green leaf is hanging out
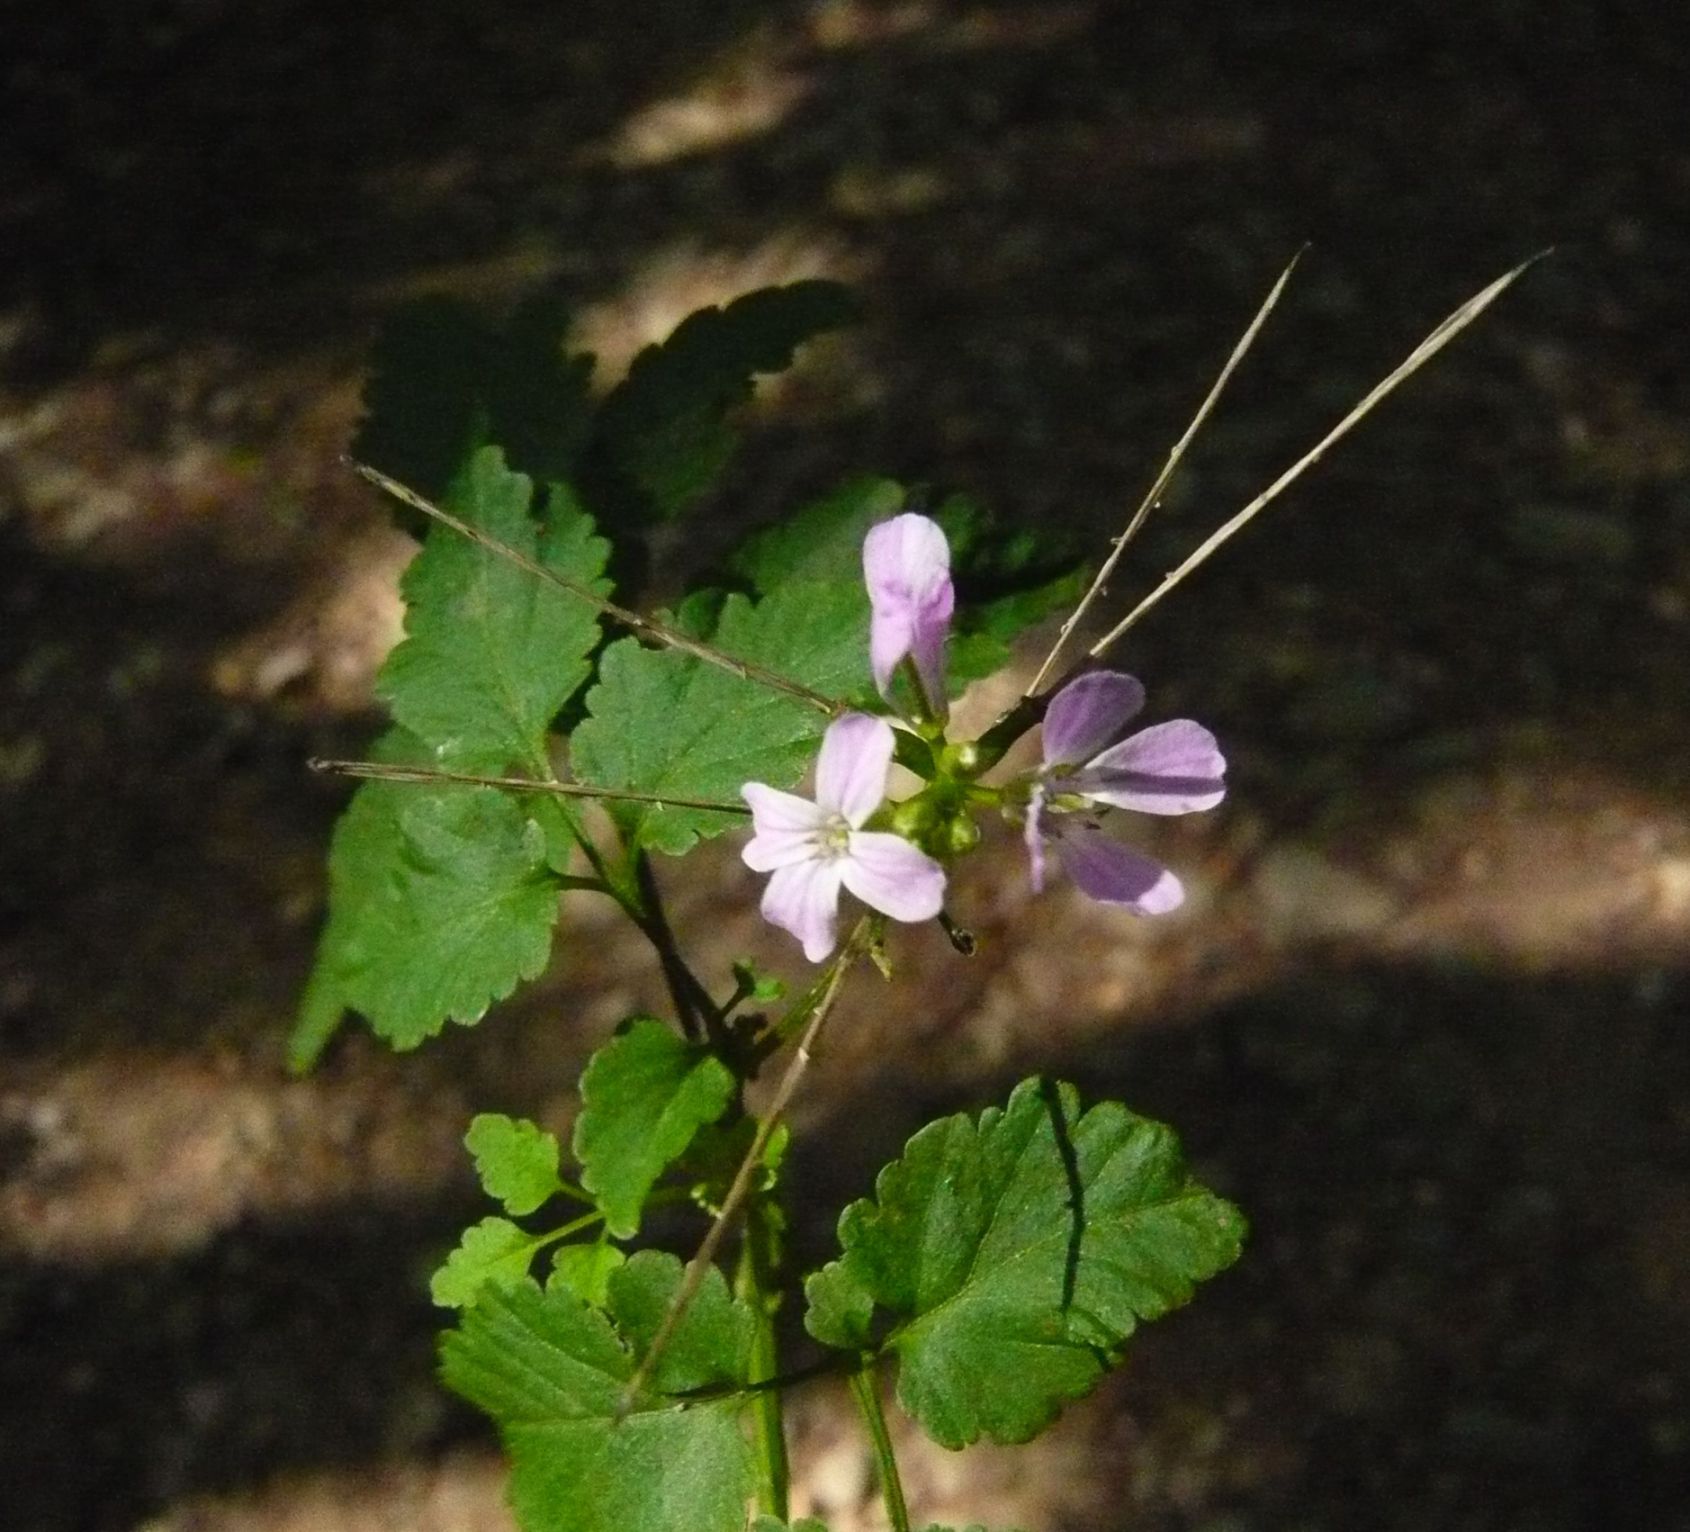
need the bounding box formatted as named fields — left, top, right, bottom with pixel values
left=731, top=475, right=907, bottom=590
left=573, top=1018, right=736, bottom=1237
left=352, top=787, right=560, bottom=1050
left=572, top=579, right=871, bottom=856
left=607, top=1250, right=754, bottom=1396
left=549, top=1243, right=625, bottom=1310
left=355, top=297, right=593, bottom=509
left=804, top=1077, right=1245, bottom=1449
left=432, top=1216, right=541, bottom=1308
left=292, top=730, right=565, bottom=1062
left=594, top=281, right=860, bottom=523
left=441, top=1252, right=753, bottom=1532
left=377, top=447, right=609, bottom=769
left=466, top=1114, right=564, bottom=1216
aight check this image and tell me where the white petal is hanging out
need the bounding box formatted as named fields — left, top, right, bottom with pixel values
left=870, top=609, right=914, bottom=696
left=741, top=783, right=829, bottom=870
left=863, top=513, right=952, bottom=602
left=761, top=859, right=847, bottom=962
left=815, top=713, right=894, bottom=827
left=840, top=831, right=947, bottom=924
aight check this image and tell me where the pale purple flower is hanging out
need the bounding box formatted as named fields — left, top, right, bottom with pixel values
left=1024, top=670, right=1226, bottom=914
left=742, top=713, right=946, bottom=961
left=863, top=513, right=955, bottom=704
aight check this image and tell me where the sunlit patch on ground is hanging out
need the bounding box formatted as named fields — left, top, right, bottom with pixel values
left=593, top=49, right=812, bottom=170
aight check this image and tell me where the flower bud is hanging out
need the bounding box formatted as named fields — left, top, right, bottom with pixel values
left=943, top=815, right=981, bottom=856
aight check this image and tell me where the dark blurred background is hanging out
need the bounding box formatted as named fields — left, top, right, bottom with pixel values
left=2, top=2, right=1688, bottom=1529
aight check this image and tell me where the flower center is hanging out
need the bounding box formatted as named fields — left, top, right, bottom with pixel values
left=815, top=813, right=853, bottom=860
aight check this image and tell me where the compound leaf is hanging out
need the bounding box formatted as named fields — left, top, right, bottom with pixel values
left=467, top=1113, right=565, bottom=1216
left=377, top=447, right=609, bottom=769
left=594, top=281, right=860, bottom=523
left=441, top=1252, right=753, bottom=1532
left=571, top=579, right=871, bottom=857
left=573, top=1018, right=737, bottom=1237
left=804, top=1077, right=1245, bottom=1449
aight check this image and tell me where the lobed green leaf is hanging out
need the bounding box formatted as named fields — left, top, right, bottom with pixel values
left=804, top=1077, right=1245, bottom=1449
left=441, top=1251, right=754, bottom=1532
left=291, top=732, right=568, bottom=1066
left=377, top=447, right=609, bottom=770
left=572, top=1018, right=737, bottom=1237
left=432, top=1216, right=543, bottom=1309
left=549, top=1243, right=625, bottom=1310
left=466, top=1113, right=565, bottom=1217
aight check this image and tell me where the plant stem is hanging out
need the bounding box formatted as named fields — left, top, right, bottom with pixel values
left=848, top=1360, right=911, bottom=1532
left=1023, top=247, right=1303, bottom=697
left=632, top=852, right=721, bottom=1045
left=735, top=1198, right=790, bottom=1520
left=1087, top=253, right=1545, bottom=658
left=616, top=919, right=870, bottom=1416
left=307, top=757, right=750, bottom=816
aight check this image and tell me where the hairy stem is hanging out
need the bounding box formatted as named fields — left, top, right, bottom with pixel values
left=849, top=1361, right=911, bottom=1532
left=617, top=919, right=871, bottom=1416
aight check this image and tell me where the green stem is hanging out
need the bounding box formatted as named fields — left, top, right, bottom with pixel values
left=735, top=1198, right=790, bottom=1520
left=848, top=1359, right=911, bottom=1532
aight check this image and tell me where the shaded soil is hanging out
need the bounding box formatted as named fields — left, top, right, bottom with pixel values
left=3, top=2, right=1689, bottom=1529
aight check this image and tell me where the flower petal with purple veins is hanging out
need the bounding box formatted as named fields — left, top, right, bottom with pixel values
left=863, top=513, right=955, bottom=701
left=741, top=783, right=831, bottom=871
left=1079, top=719, right=1227, bottom=815
left=761, top=858, right=849, bottom=962
left=1054, top=823, right=1184, bottom=913
left=1040, top=670, right=1146, bottom=767
left=840, top=831, right=948, bottom=923
left=814, top=712, right=894, bottom=826
left=1024, top=782, right=1051, bottom=893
